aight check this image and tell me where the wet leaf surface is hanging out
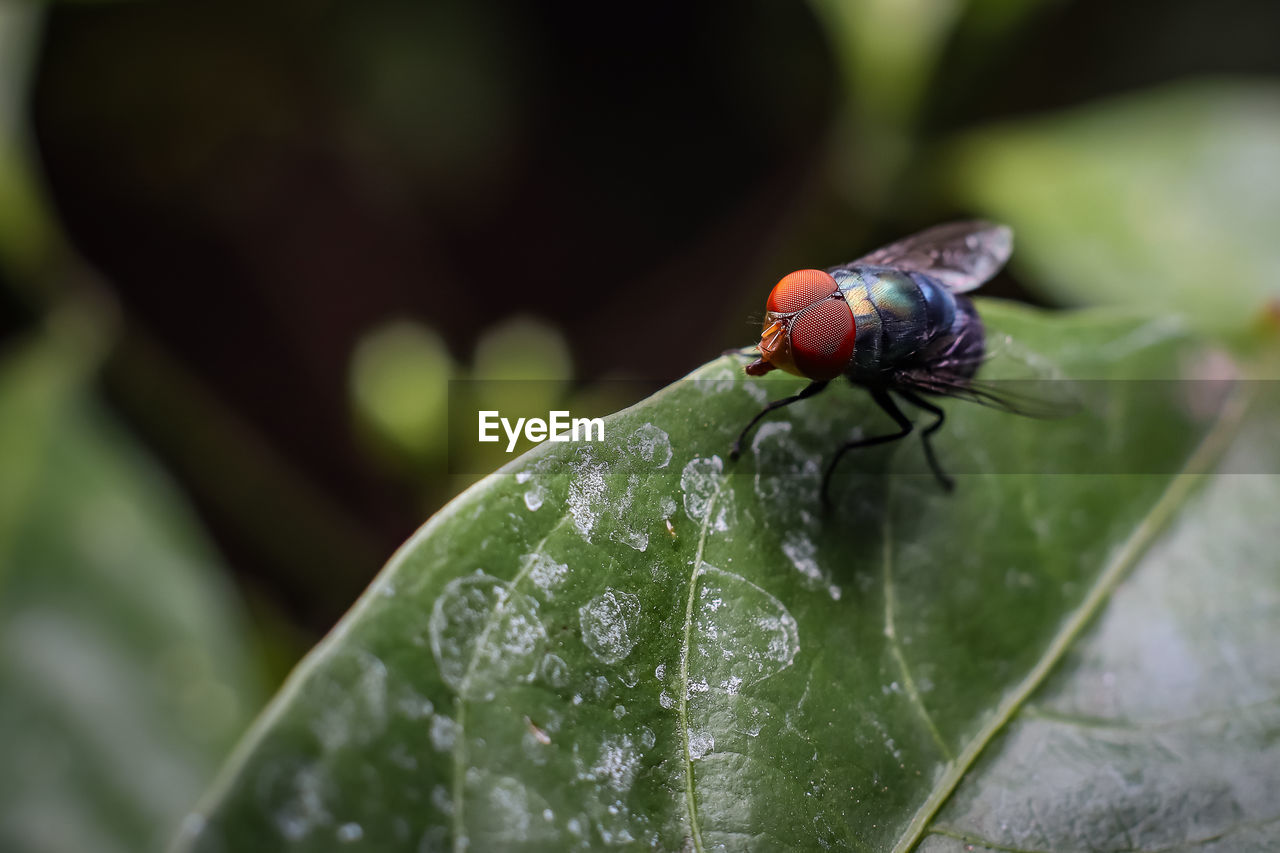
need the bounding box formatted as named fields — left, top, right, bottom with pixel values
left=918, top=403, right=1280, bottom=853
left=177, top=302, right=1278, bottom=852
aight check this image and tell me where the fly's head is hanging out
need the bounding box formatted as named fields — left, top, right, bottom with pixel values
left=746, top=269, right=856, bottom=381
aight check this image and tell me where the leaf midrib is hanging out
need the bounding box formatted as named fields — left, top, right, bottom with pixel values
left=889, top=389, right=1250, bottom=853
left=676, top=464, right=725, bottom=853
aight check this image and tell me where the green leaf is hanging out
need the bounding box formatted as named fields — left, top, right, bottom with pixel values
left=0, top=331, right=266, bottom=853
left=177, top=302, right=1276, bottom=852
left=918, top=397, right=1280, bottom=852
left=946, top=82, right=1280, bottom=333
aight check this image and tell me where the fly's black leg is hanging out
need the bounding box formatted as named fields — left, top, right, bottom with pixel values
left=822, top=388, right=913, bottom=508
left=729, top=380, right=829, bottom=462
left=897, top=388, right=954, bottom=492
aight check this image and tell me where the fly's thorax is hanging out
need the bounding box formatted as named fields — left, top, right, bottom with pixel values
left=834, top=269, right=883, bottom=376
left=834, top=267, right=959, bottom=376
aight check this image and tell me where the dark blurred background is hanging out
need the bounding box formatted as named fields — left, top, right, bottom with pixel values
left=4, top=1, right=1280, bottom=847
left=18, top=0, right=1280, bottom=640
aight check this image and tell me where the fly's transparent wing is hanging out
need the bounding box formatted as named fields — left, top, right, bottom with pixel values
left=897, top=368, right=1081, bottom=419
left=832, top=221, right=1013, bottom=293
left=897, top=321, right=1083, bottom=419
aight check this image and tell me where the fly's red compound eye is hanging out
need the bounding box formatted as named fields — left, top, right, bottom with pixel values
left=767, top=269, right=839, bottom=314
left=789, top=299, right=856, bottom=379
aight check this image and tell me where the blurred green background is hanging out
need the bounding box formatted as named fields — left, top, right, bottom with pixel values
left=2, top=0, right=1279, bottom=850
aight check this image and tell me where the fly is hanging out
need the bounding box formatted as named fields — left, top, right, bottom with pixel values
left=730, top=220, right=1061, bottom=502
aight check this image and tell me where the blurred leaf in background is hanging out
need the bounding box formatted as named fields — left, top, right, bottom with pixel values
left=804, top=0, right=1049, bottom=217
left=1, top=6, right=270, bottom=852
left=810, top=0, right=962, bottom=128
left=0, top=319, right=268, bottom=853
left=947, top=81, right=1280, bottom=335
left=0, top=3, right=54, bottom=285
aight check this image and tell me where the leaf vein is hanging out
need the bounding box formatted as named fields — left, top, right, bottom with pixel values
left=451, top=513, right=573, bottom=853
left=891, top=388, right=1250, bottom=853
left=676, top=464, right=726, bottom=853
